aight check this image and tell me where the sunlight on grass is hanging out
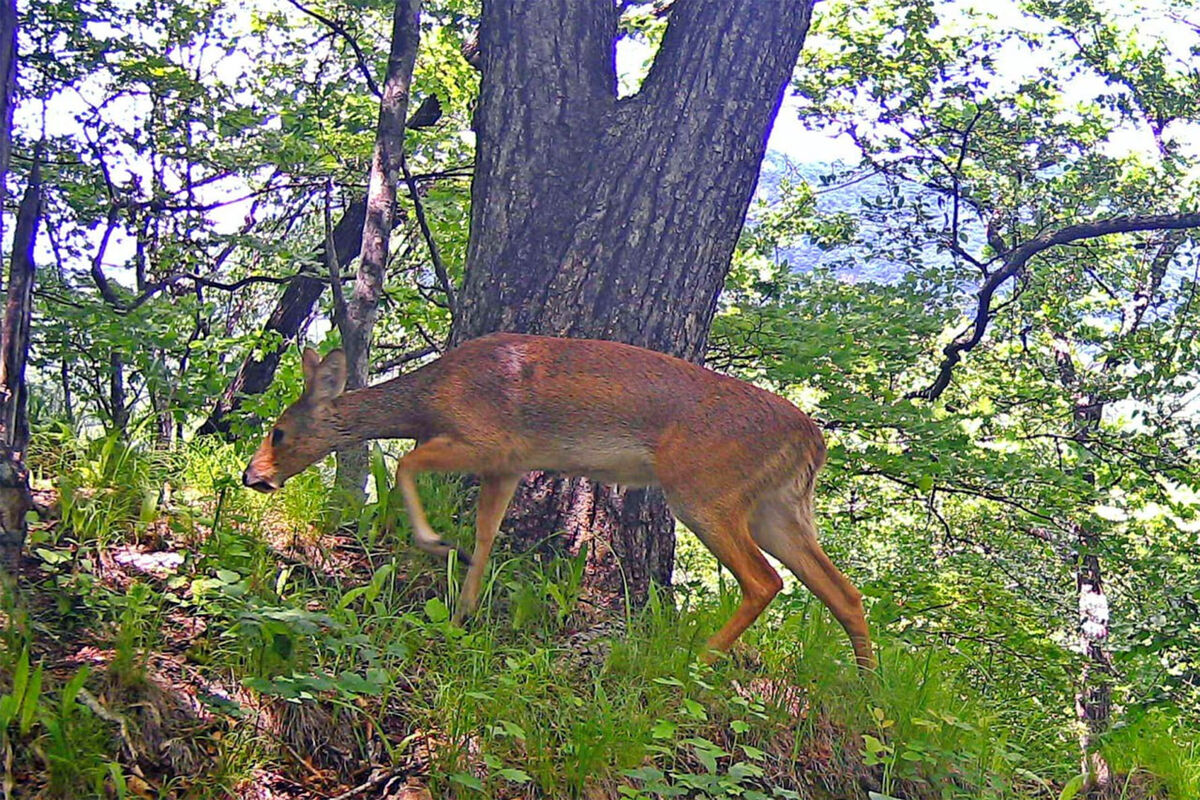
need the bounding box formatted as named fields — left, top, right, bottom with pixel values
left=4, top=435, right=1198, bottom=799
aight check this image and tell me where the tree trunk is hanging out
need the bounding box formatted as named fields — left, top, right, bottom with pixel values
left=0, top=0, right=14, bottom=251
left=1076, top=535, right=1114, bottom=793
left=109, top=352, right=129, bottom=432
left=0, top=150, right=39, bottom=580
left=152, top=381, right=174, bottom=448
left=452, top=0, right=814, bottom=607
left=197, top=196, right=367, bottom=438
left=1053, top=337, right=1116, bottom=794
left=1068, top=399, right=1114, bottom=793
left=334, top=0, right=422, bottom=500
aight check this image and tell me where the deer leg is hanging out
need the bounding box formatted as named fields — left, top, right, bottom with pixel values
left=393, top=435, right=488, bottom=561
left=454, top=473, right=521, bottom=624
left=670, top=499, right=783, bottom=660
left=750, top=496, right=874, bottom=670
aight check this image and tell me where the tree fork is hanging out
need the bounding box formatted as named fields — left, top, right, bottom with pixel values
left=453, top=0, right=815, bottom=606
left=198, top=196, right=368, bottom=438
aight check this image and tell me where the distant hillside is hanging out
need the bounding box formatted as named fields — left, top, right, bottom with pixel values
left=751, top=151, right=970, bottom=283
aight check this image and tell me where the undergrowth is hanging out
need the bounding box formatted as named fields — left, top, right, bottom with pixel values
left=0, top=433, right=1196, bottom=798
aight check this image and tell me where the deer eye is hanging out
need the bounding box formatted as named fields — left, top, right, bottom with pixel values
left=271, top=428, right=285, bottom=446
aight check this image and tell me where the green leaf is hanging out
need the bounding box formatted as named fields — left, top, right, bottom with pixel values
left=19, top=664, right=43, bottom=735
left=1058, top=774, right=1087, bottom=800
left=450, top=772, right=484, bottom=792
left=651, top=719, right=677, bottom=739
left=424, top=597, right=450, bottom=623
left=497, top=767, right=531, bottom=784
left=862, top=734, right=888, bottom=754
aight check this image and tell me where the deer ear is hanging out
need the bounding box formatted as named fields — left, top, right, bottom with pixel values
left=301, top=348, right=322, bottom=387
left=307, top=349, right=347, bottom=402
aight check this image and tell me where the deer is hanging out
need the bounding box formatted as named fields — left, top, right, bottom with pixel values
left=242, top=333, right=874, bottom=669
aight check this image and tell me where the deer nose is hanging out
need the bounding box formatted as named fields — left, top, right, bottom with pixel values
left=242, top=467, right=275, bottom=493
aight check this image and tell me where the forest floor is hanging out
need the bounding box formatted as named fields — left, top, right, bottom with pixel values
left=1, top=443, right=1191, bottom=799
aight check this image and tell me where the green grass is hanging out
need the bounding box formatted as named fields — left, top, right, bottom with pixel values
left=4, top=434, right=1198, bottom=798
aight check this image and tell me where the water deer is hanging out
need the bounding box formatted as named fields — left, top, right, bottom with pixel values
left=243, top=333, right=874, bottom=669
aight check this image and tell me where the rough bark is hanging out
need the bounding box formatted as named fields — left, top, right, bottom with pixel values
left=0, top=157, right=37, bottom=455
left=0, top=150, right=39, bottom=580
left=453, top=0, right=814, bottom=606
left=109, top=352, right=129, bottom=431
left=0, top=0, right=14, bottom=251
left=334, top=0, right=422, bottom=499
left=1075, top=539, right=1114, bottom=793
left=197, top=196, right=367, bottom=438
left=1064, top=405, right=1116, bottom=794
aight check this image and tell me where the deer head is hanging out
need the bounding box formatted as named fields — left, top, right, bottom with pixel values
left=242, top=348, right=347, bottom=492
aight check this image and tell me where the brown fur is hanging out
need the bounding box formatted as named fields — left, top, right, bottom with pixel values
left=243, top=333, right=874, bottom=668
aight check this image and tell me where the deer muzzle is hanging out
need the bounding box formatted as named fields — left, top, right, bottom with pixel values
left=242, top=464, right=280, bottom=493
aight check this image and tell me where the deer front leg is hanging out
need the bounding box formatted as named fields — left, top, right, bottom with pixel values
left=454, top=473, right=521, bottom=624
left=392, top=436, right=482, bottom=561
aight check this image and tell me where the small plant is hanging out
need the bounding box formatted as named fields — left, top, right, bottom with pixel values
left=0, top=643, right=124, bottom=799
left=0, top=647, right=43, bottom=766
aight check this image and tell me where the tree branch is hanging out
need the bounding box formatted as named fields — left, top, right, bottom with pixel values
left=89, top=206, right=124, bottom=307
left=119, top=272, right=322, bottom=313
left=910, top=212, right=1200, bottom=401
left=400, top=152, right=456, bottom=317
left=372, top=343, right=436, bottom=374
left=284, top=0, right=383, bottom=98
left=324, top=178, right=348, bottom=329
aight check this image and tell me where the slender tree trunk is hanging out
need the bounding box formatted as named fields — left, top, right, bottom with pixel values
left=197, top=197, right=368, bottom=438
left=109, top=352, right=129, bottom=432
left=1069, top=403, right=1114, bottom=794
left=333, top=0, right=422, bottom=500
left=0, top=2, right=28, bottom=581
left=1076, top=530, right=1114, bottom=793
left=152, top=384, right=173, bottom=448
left=0, top=0, right=13, bottom=250
left=0, top=149, right=39, bottom=580
left=452, top=0, right=814, bottom=606
left=60, top=354, right=73, bottom=426
left=1053, top=337, right=1115, bottom=794
left=1, top=163, right=36, bottom=452
left=1054, top=233, right=1181, bottom=793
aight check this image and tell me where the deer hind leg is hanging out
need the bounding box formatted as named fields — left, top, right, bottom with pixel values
left=668, top=496, right=784, bottom=660
left=392, top=435, right=491, bottom=563
left=749, top=490, right=875, bottom=670
left=454, top=473, right=521, bottom=624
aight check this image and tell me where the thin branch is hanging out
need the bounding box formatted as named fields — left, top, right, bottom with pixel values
left=859, top=468, right=1065, bottom=528
left=910, top=211, right=1200, bottom=401
left=284, top=0, right=382, bottom=98
left=401, top=152, right=457, bottom=317
left=948, top=108, right=984, bottom=265
left=120, top=272, right=318, bottom=312
left=1116, top=231, right=1184, bottom=340
left=1083, top=264, right=1120, bottom=302
left=373, top=344, right=436, bottom=374
left=89, top=207, right=124, bottom=307
left=324, top=177, right=348, bottom=329
left=208, top=175, right=277, bottom=274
